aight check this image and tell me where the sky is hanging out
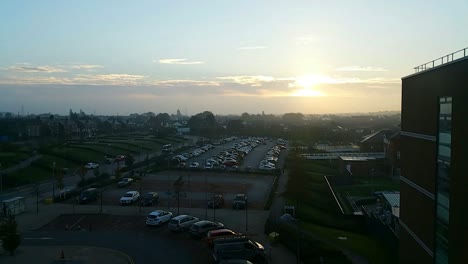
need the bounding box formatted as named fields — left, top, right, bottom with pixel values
left=0, top=0, right=467, bottom=115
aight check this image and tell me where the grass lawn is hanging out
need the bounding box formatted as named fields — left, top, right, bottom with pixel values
left=51, top=146, right=104, bottom=164
left=302, top=222, right=396, bottom=264
left=335, top=176, right=400, bottom=197
left=285, top=158, right=396, bottom=264
left=0, top=152, right=31, bottom=168
left=3, top=165, right=51, bottom=187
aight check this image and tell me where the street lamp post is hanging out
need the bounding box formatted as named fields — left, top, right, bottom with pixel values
left=204, top=173, right=208, bottom=219
left=244, top=182, right=248, bottom=232
left=52, top=162, right=56, bottom=198
left=295, top=218, right=301, bottom=264
left=0, top=163, right=3, bottom=192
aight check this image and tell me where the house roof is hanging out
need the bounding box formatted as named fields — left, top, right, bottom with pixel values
left=382, top=192, right=400, bottom=207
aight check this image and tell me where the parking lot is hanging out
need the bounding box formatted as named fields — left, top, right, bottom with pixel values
left=38, top=205, right=271, bottom=264
left=187, top=140, right=280, bottom=170
left=67, top=170, right=275, bottom=210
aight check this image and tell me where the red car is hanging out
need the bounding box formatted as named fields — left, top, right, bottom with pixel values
left=205, top=229, right=240, bottom=247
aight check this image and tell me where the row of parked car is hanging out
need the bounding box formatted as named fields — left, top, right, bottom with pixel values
left=145, top=209, right=266, bottom=263
left=258, top=139, right=287, bottom=171
left=201, top=137, right=265, bottom=170
left=171, top=143, right=216, bottom=167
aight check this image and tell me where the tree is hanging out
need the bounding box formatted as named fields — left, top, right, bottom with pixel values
left=56, top=167, right=64, bottom=190
left=173, top=176, right=185, bottom=215
left=79, top=166, right=86, bottom=182
left=0, top=216, right=21, bottom=256
left=285, top=150, right=307, bottom=207
left=187, top=111, right=218, bottom=137
left=125, top=153, right=135, bottom=169
left=282, top=113, right=304, bottom=125
left=93, top=168, right=100, bottom=178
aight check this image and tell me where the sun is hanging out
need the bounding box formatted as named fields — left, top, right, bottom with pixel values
left=291, top=88, right=325, bottom=97
left=295, top=75, right=321, bottom=88
left=290, top=74, right=328, bottom=97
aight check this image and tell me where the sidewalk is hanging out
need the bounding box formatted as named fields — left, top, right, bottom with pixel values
left=0, top=246, right=133, bottom=264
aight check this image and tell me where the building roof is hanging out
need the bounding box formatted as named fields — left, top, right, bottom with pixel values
left=340, top=156, right=373, bottom=161
left=361, top=129, right=398, bottom=144
left=382, top=192, right=400, bottom=218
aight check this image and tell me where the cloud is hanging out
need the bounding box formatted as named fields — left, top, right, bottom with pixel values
left=4, top=63, right=66, bottom=73
left=0, top=73, right=146, bottom=85
left=335, top=66, right=388, bottom=72
left=216, top=75, right=275, bottom=86
left=237, top=46, right=268, bottom=50
left=157, top=59, right=204, bottom=65
left=151, top=79, right=220, bottom=87
left=68, top=64, right=104, bottom=70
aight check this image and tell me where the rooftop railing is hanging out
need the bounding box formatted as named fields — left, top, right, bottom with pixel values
left=414, top=47, right=468, bottom=73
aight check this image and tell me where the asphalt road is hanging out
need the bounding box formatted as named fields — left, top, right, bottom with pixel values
left=23, top=229, right=214, bottom=264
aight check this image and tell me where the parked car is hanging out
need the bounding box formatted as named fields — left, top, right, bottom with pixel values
left=218, top=260, right=253, bottom=264
left=168, top=215, right=200, bottom=231
left=141, top=192, right=159, bottom=206
left=208, top=194, right=225, bottom=208
left=114, top=155, right=125, bottom=162
left=120, top=191, right=140, bottom=205
left=117, top=177, right=133, bottom=187
left=84, top=162, right=99, bottom=169
left=213, top=236, right=265, bottom=263
left=205, top=229, right=240, bottom=247
left=232, top=194, right=247, bottom=209
left=189, top=162, right=200, bottom=168
left=146, top=210, right=172, bottom=226
left=223, top=160, right=238, bottom=166
left=189, top=220, right=224, bottom=238
left=76, top=188, right=99, bottom=204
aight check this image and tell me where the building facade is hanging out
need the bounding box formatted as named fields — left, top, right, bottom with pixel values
left=399, top=52, right=468, bottom=263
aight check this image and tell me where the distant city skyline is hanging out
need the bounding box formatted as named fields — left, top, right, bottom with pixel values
left=1, top=1, right=467, bottom=115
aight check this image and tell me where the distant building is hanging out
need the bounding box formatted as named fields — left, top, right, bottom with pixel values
left=384, top=131, right=401, bottom=176
left=399, top=49, right=468, bottom=264
left=360, top=129, right=398, bottom=152
left=338, top=156, right=378, bottom=178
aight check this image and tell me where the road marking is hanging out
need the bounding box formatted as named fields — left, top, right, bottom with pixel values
left=24, top=237, right=54, bottom=240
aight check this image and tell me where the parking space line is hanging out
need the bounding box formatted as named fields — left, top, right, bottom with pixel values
left=69, top=216, right=86, bottom=229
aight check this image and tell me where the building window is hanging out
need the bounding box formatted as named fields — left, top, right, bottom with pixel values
left=435, top=96, right=451, bottom=264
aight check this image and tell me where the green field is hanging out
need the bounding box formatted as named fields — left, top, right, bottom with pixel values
left=2, top=136, right=186, bottom=189
left=335, top=176, right=400, bottom=197
left=302, top=222, right=394, bottom=264
left=285, top=158, right=396, bottom=264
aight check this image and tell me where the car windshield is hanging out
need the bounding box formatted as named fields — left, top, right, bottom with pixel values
left=124, top=193, right=133, bottom=197
left=147, top=215, right=158, bottom=219
left=144, top=194, right=153, bottom=199
left=169, top=219, right=178, bottom=225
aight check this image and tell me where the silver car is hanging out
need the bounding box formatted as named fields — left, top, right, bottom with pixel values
left=168, top=215, right=199, bottom=231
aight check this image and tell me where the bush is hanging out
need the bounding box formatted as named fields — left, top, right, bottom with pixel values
left=0, top=216, right=21, bottom=256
